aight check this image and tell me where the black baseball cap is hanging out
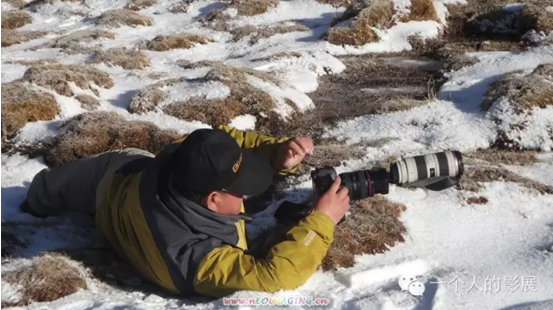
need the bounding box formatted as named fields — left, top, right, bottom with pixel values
left=168, top=128, right=272, bottom=196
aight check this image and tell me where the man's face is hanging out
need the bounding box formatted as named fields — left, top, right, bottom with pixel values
left=204, top=191, right=244, bottom=215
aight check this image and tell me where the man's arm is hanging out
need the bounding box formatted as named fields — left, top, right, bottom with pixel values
left=193, top=210, right=335, bottom=298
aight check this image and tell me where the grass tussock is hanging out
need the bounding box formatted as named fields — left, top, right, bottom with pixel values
left=200, top=9, right=232, bottom=32
left=233, top=22, right=310, bottom=43
left=96, top=9, right=153, bottom=27
left=230, top=0, right=279, bottom=16
left=169, top=2, right=189, bottom=13
left=4, top=0, right=26, bottom=9
left=1, top=254, right=87, bottom=307
left=128, top=84, right=168, bottom=114
left=296, top=144, right=366, bottom=175
left=125, top=0, right=157, bottom=11
left=42, top=30, right=115, bottom=51
left=467, top=148, right=538, bottom=166
left=251, top=51, right=302, bottom=62
left=458, top=166, right=553, bottom=195
left=75, top=94, right=100, bottom=111
left=314, top=0, right=350, bottom=8
left=1, top=29, right=48, bottom=47
left=322, top=196, right=406, bottom=270
left=483, top=64, right=553, bottom=111
left=1, top=11, right=32, bottom=29
left=88, top=48, right=150, bottom=70
left=6, top=59, right=58, bottom=66
left=466, top=196, right=489, bottom=205
left=402, top=0, right=438, bottom=22
left=22, top=64, right=114, bottom=97
left=1, top=82, right=59, bottom=142
left=144, top=33, right=212, bottom=51
left=26, top=112, right=180, bottom=167
left=409, top=37, right=480, bottom=71
left=327, top=0, right=394, bottom=46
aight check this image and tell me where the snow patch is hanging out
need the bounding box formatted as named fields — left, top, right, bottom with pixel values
left=229, top=114, right=257, bottom=130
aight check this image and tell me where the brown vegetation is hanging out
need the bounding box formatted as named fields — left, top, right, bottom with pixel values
left=40, top=30, right=115, bottom=53
left=466, top=196, right=489, bottom=205
left=314, top=0, right=350, bottom=8
left=144, top=33, right=212, bottom=51
left=458, top=166, right=553, bottom=195
left=88, top=48, right=150, bottom=70
left=1, top=29, right=48, bottom=47
left=1, top=254, right=87, bottom=307
left=96, top=9, right=153, bottom=27
left=234, top=23, right=310, bottom=44
left=296, top=143, right=366, bottom=175
left=6, top=58, right=58, bottom=66
left=482, top=64, right=553, bottom=111
left=230, top=0, right=279, bottom=16
left=26, top=112, right=180, bottom=167
left=128, top=84, right=168, bottom=114
left=125, top=0, right=157, bottom=11
left=4, top=0, right=26, bottom=9
left=467, top=148, right=538, bottom=166
left=200, top=9, right=232, bottom=32
left=1, top=11, right=32, bottom=29
left=169, top=2, right=189, bottom=13
left=1, top=82, right=59, bottom=142
left=322, top=196, right=407, bottom=270
left=251, top=51, right=302, bottom=62
left=327, top=0, right=394, bottom=46
left=402, top=0, right=438, bottom=22
left=75, top=94, right=100, bottom=111
left=22, top=64, right=114, bottom=97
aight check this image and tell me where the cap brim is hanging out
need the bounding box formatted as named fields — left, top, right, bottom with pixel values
left=223, top=149, right=272, bottom=196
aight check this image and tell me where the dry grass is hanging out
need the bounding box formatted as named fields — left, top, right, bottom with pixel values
left=1, top=254, right=87, bottom=307
left=4, top=0, right=26, bottom=9
left=125, top=0, right=157, bottom=11
left=200, top=9, right=232, bottom=32
left=402, top=0, right=438, bottom=22
left=162, top=63, right=284, bottom=127
left=22, top=64, right=114, bottom=97
left=75, top=94, right=100, bottom=111
left=467, top=148, right=538, bottom=166
left=322, top=196, right=407, bottom=270
left=1, top=82, right=59, bottom=142
left=327, top=0, right=394, bottom=46
left=466, top=196, right=489, bottom=205
left=96, top=9, right=153, bottom=27
left=128, top=84, right=168, bottom=114
left=232, top=23, right=309, bottom=43
left=41, top=30, right=115, bottom=51
left=1, top=29, right=48, bottom=47
left=6, top=58, right=58, bottom=66
left=458, top=166, right=553, bottom=195
left=25, top=111, right=180, bottom=167
left=169, top=2, right=189, bottom=13
left=296, top=143, right=366, bottom=175
left=409, top=37, right=480, bottom=71
left=251, top=51, right=302, bottom=62
left=314, top=0, right=350, bottom=8
left=230, top=0, right=279, bottom=16
left=88, top=48, right=150, bottom=70
left=482, top=64, right=553, bottom=111
left=1, top=11, right=32, bottom=29
left=144, top=33, right=212, bottom=51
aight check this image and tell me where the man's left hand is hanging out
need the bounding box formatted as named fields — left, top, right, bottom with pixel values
left=273, top=137, right=314, bottom=171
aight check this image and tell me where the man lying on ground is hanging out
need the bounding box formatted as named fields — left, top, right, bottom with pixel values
left=21, top=125, right=350, bottom=297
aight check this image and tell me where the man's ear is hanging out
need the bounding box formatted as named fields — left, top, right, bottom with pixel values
left=203, top=191, right=219, bottom=213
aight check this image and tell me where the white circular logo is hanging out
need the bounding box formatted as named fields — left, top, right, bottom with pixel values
left=398, top=275, right=425, bottom=296
left=408, top=281, right=425, bottom=296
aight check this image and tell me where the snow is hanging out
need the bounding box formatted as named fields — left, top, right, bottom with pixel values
left=229, top=114, right=257, bottom=130
left=2, top=0, right=553, bottom=309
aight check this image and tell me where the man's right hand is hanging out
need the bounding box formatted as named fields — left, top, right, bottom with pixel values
left=313, top=176, right=350, bottom=224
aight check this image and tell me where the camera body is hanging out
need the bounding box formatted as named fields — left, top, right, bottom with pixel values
left=311, top=166, right=389, bottom=201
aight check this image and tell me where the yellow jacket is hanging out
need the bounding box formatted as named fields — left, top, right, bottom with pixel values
left=95, top=125, right=335, bottom=297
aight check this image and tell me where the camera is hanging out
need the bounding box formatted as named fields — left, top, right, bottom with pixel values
left=311, top=151, right=464, bottom=201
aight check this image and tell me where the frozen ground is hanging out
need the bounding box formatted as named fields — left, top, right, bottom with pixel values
left=1, top=0, right=553, bottom=309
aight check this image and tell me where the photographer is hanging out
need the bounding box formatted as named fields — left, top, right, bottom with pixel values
left=21, top=126, right=349, bottom=297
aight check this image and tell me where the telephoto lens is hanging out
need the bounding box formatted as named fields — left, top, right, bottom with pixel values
left=389, top=151, right=464, bottom=189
